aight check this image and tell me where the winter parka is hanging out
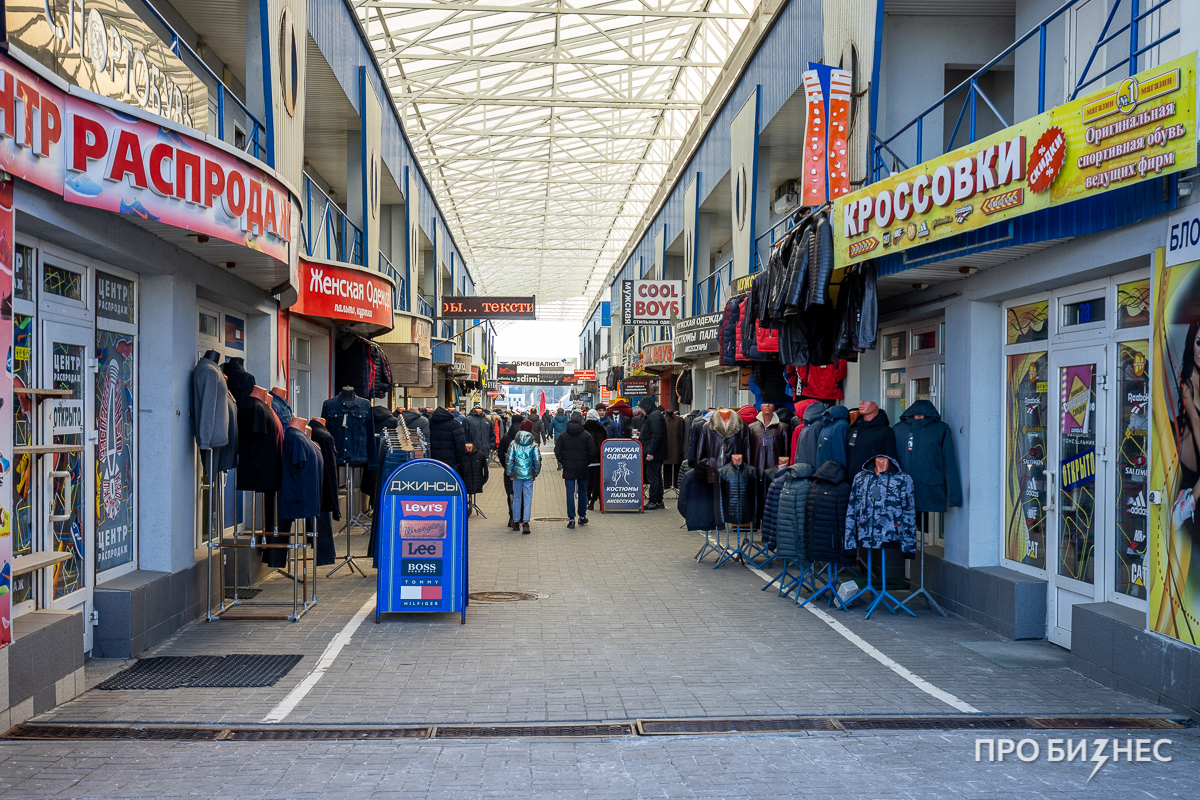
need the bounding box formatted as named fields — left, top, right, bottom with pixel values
left=773, top=464, right=815, bottom=562
left=805, top=460, right=855, bottom=566
left=677, top=469, right=719, bottom=531
left=816, top=405, right=850, bottom=469
left=400, top=409, right=430, bottom=447
left=458, top=448, right=489, bottom=494
left=718, top=461, right=757, bottom=526
left=554, top=420, right=598, bottom=480
left=464, top=409, right=496, bottom=452
left=549, top=410, right=570, bottom=438
left=428, top=407, right=467, bottom=469
left=844, top=456, right=917, bottom=554
left=846, top=408, right=898, bottom=473
left=892, top=400, right=963, bottom=512
left=791, top=400, right=826, bottom=465
left=505, top=431, right=542, bottom=481
left=759, top=463, right=786, bottom=548
left=665, top=411, right=686, bottom=465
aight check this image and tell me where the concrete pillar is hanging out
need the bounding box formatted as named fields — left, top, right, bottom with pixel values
left=755, top=145, right=771, bottom=271
left=942, top=296, right=1003, bottom=567
left=137, top=275, right=199, bottom=574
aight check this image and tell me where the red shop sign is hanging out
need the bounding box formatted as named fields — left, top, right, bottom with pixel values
left=0, top=54, right=292, bottom=263
left=293, top=258, right=394, bottom=328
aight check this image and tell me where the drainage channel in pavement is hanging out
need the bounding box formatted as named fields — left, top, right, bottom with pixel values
left=4, top=717, right=1189, bottom=742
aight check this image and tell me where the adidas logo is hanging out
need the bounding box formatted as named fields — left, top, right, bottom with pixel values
left=1127, top=491, right=1148, bottom=516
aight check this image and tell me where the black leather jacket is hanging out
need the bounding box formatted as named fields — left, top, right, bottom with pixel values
left=805, top=213, right=835, bottom=308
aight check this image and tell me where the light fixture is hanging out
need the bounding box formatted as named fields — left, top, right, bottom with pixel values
left=219, top=261, right=236, bottom=269
left=1180, top=179, right=1194, bottom=198
left=912, top=282, right=929, bottom=290
left=188, top=233, right=210, bottom=244
left=958, top=266, right=978, bottom=275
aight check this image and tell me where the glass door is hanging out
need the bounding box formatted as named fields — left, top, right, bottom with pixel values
left=1046, top=344, right=1107, bottom=647
left=40, top=319, right=94, bottom=651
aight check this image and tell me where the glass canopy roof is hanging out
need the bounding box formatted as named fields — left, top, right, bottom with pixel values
left=356, top=0, right=757, bottom=308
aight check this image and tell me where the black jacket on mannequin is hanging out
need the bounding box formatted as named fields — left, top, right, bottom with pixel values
left=805, top=460, right=855, bottom=566
left=236, top=396, right=281, bottom=492
left=892, top=400, right=963, bottom=512
left=846, top=409, right=897, bottom=473
left=428, top=407, right=467, bottom=468
left=321, top=391, right=375, bottom=465
left=718, top=461, right=757, bottom=526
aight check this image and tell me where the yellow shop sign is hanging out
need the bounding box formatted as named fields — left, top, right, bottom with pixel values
left=834, top=53, right=1197, bottom=267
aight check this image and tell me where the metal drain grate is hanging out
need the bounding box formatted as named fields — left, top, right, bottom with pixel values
left=97, top=654, right=303, bottom=690
left=468, top=591, right=540, bottom=602
left=837, top=717, right=1034, bottom=731
left=224, top=588, right=262, bottom=600
left=638, top=718, right=840, bottom=735
left=433, top=723, right=635, bottom=738
left=222, top=727, right=430, bottom=741
left=532, top=517, right=569, bottom=522
left=4, top=725, right=223, bottom=741
left=1031, top=717, right=1187, bottom=730
left=3, top=725, right=430, bottom=742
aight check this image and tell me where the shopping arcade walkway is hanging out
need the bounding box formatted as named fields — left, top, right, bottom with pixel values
left=23, top=455, right=1174, bottom=727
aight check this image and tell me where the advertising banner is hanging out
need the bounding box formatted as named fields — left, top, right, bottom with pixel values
left=1150, top=249, right=1200, bottom=647
left=620, top=279, right=634, bottom=325
left=630, top=280, right=682, bottom=323
left=574, top=369, right=596, bottom=381
left=440, top=296, right=536, bottom=319
left=600, top=439, right=643, bottom=513
left=641, top=342, right=675, bottom=368
left=835, top=53, right=1197, bottom=268
left=291, top=258, right=394, bottom=328
left=620, top=377, right=656, bottom=396
left=95, top=330, right=134, bottom=572
left=673, top=312, right=722, bottom=358
left=0, top=179, right=13, bottom=646
left=374, top=459, right=467, bottom=623
left=0, top=54, right=292, bottom=264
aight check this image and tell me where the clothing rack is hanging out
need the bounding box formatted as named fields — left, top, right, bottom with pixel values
left=768, top=202, right=831, bottom=253
left=328, top=463, right=369, bottom=577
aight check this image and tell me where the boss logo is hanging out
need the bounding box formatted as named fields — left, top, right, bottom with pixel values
left=401, top=559, right=443, bottom=577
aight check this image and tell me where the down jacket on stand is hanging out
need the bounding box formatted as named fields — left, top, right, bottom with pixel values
left=773, top=464, right=815, bottom=564
left=718, top=461, right=757, bottom=527
left=677, top=469, right=719, bottom=531
left=759, top=461, right=787, bottom=548
left=844, top=456, right=917, bottom=554
left=805, top=460, right=855, bottom=566
left=892, top=399, right=963, bottom=512
left=458, top=448, right=489, bottom=494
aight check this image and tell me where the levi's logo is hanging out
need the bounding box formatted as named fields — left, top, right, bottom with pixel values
left=402, top=500, right=447, bottom=517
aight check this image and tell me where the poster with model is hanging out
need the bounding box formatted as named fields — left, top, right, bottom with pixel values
left=0, top=179, right=14, bottom=646
left=1150, top=249, right=1200, bottom=646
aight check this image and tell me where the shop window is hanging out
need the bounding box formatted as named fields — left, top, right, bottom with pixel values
left=911, top=325, right=940, bottom=355
left=11, top=313, right=35, bottom=606
left=1117, top=279, right=1151, bottom=328
left=225, top=314, right=246, bottom=351
left=1005, top=352, right=1048, bottom=569
left=1057, top=362, right=1097, bottom=585
left=883, top=368, right=905, bottom=421
left=199, top=311, right=220, bottom=339
left=14, top=243, right=34, bottom=301
left=1061, top=296, right=1105, bottom=328
left=1114, top=341, right=1149, bottom=599
left=95, top=329, right=136, bottom=572
left=882, top=332, right=906, bottom=362
left=43, top=262, right=83, bottom=302
left=1006, top=300, right=1049, bottom=344
left=291, top=335, right=312, bottom=420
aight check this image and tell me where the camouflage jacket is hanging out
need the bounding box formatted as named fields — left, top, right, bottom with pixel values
left=844, top=456, right=917, bottom=554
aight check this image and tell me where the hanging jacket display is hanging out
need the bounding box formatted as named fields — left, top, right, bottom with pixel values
left=236, top=395, right=282, bottom=492
left=458, top=448, right=490, bottom=494
left=719, top=461, right=757, bottom=526
left=675, top=367, right=694, bottom=406
left=791, top=400, right=826, bottom=466
left=790, top=361, right=848, bottom=401
left=844, top=456, right=917, bottom=554
left=805, top=460, right=855, bottom=566
left=321, top=392, right=376, bottom=465
left=664, top=411, right=686, bottom=466
left=759, top=467, right=788, bottom=550
left=335, top=334, right=394, bottom=399
left=748, top=411, right=788, bottom=476
left=833, top=260, right=879, bottom=359
left=718, top=296, right=740, bottom=366
left=846, top=407, right=898, bottom=473
left=192, top=356, right=229, bottom=449
left=684, top=409, right=707, bottom=467
left=816, top=405, right=850, bottom=469
left=773, top=464, right=815, bottom=563
left=279, top=426, right=322, bottom=520
left=892, top=400, right=963, bottom=512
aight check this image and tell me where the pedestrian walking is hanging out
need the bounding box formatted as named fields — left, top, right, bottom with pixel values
left=583, top=409, right=608, bottom=510
left=639, top=396, right=668, bottom=509
left=505, top=424, right=542, bottom=534
left=549, top=408, right=569, bottom=469
left=498, top=415, right=524, bottom=527
left=554, top=411, right=598, bottom=528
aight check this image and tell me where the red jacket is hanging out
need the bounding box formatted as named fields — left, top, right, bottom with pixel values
left=789, top=360, right=847, bottom=401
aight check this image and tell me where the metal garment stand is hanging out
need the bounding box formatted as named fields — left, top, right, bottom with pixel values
left=714, top=523, right=751, bottom=568
left=900, top=520, right=947, bottom=616
left=762, top=558, right=812, bottom=598
left=467, top=494, right=487, bottom=518
left=204, top=449, right=223, bottom=621
left=844, top=549, right=917, bottom=620
left=798, top=562, right=846, bottom=609
left=327, top=463, right=367, bottom=577
left=694, top=474, right=722, bottom=563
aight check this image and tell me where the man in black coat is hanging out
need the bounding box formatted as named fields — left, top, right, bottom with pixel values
left=639, top=396, right=668, bottom=509
left=428, top=406, right=467, bottom=471
left=554, top=412, right=598, bottom=528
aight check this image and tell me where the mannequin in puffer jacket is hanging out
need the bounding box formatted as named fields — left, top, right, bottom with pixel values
left=845, top=455, right=917, bottom=554
left=791, top=400, right=826, bottom=465
left=719, top=457, right=757, bottom=528
left=758, top=457, right=790, bottom=548
left=805, top=460, right=855, bottom=566
left=773, top=464, right=815, bottom=565
left=458, top=443, right=489, bottom=496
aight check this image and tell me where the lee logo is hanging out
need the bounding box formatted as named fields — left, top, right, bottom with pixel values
left=402, top=500, right=447, bottom=517
left=401, top=559, right=443, bottom=577
left=403, top=540, right=443, bottom=558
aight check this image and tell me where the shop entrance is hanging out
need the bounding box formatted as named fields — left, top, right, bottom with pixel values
left=1046, top=344, right=1107, bottom=647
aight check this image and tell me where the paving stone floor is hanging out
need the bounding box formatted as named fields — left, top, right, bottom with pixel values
left=3, top=450, right=1196, bottom=798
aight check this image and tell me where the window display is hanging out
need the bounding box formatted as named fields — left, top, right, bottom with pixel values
left=1005, top=352, right=1048, bottom=568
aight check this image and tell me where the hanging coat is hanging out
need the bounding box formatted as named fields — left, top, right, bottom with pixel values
left=677, top=469, right=719, bottom=531
left=664, top=411, right=686, bottom=465
left=719, top=462, right=758, bottom=526
left=892, top=400, right=963, bottom=512
left=844, top=456, right=917, bottom=554
left=773, top=464, right=815, bottom=563
left=816, top=405, right=850, bottom=470
left=695, top=409, right=749, bottom=482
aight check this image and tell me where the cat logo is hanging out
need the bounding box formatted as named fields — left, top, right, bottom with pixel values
left=1130, top=562, right=1146, bottom=587
left=1026, top=540, right=1039, bottom=559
